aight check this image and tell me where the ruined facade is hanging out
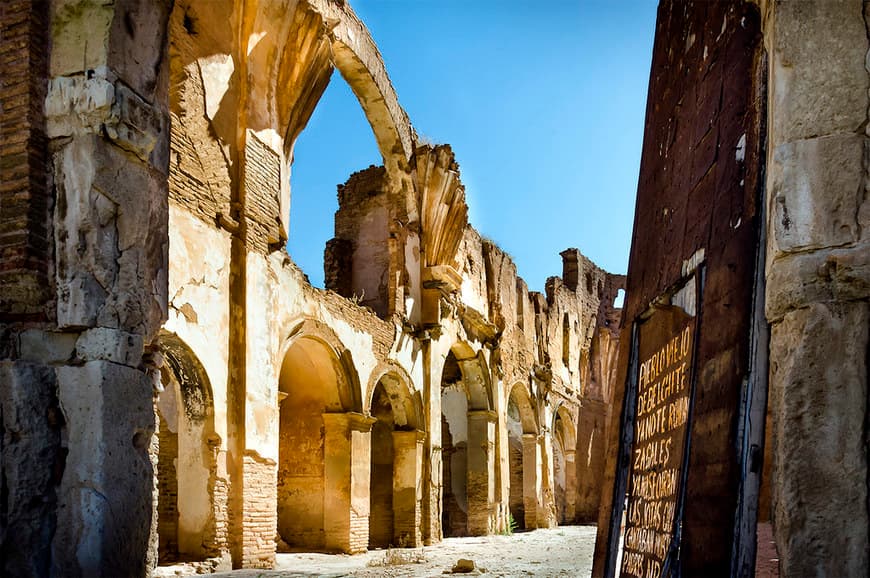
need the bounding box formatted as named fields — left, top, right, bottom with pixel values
left=594, top=2, right=869, bottom=577
left=0, top=1, right=624, bottom=575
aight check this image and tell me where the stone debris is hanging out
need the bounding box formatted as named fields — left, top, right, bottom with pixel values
left=448, top=558, right=478, bottom=573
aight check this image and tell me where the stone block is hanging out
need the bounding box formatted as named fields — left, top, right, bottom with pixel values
left=75, top=327, right=144, bottom=366
left=54, top=135, right=168, bottom=338
left=0, top=362, right=62, bottom=578
left=772, top=0, right=868, bottom=142
left=765, top=242, right=870, bottom=321
left=106, top=82, right=164, bottom=164
left=106, top=0, right=170, bottom=102
left=53, top=360, right=156, bottom=577
left=769, top=301, right=869, bottom=577
left=18, top=330, right=78, bottom=363
left=49, top=1, right=114, bottom=77
left=770, top=134, right=863, bottom=256
left=45, top=74, right=115, bottom=138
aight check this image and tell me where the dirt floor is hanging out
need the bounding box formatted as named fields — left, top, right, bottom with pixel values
left=207, top=525, right=596, bottom=577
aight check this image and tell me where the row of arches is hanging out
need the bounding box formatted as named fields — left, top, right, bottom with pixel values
left=154, top=328, right=578, bottom=565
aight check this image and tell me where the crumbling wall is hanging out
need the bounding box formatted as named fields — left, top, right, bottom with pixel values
left=327, top=166, right=391, bottom=316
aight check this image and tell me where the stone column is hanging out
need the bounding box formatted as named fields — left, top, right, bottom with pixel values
left=37, top=1, right=171, bottom=574
left=764, top=2, right=870, bottom=575
left=323, top=413, right=376, bottom=554
left=466, top=410, right=496, bottom=535
left=521, top=433, right=541, bottom=529
left=392, top=430, right=425, bottom=547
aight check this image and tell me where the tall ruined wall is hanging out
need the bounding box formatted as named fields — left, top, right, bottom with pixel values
left=444, top=227, right=625, bottom=527
left=594, top=2, right=766, bottom=576
left=595, top=1, right=869, bottom=576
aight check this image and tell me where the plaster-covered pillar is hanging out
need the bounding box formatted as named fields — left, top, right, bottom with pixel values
left=323, top=413, right=375, bottom=553
left=539, top=433, right=557, bottom=528
left=466, top=410, right=496, bottom=535
left=521, top=433, right=541, bottom=529
left=492, top=373, right=510, bottom=533
left=392, top=430, right=424, bottom=547
left=421, top=338, right=441, bottom=544
left=564, top=449, right=577, bottom=523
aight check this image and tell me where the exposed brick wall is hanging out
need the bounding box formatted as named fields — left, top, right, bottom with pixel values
left=349, top=509, right=369, bottom=554
left=209, top=455, right=230, bottom=555
left=168, top=110, right=231, bottom=225
left=328, top=165, right=391, bottom=315
left=245, top=134, right=282, bottom=254
left=0, top=0, right=51, bottom=319
left=156, top=412, right=179, bottom=561
left=508, top=436, right=524, bottom=527
left=242, top=451, right=277, bottom=569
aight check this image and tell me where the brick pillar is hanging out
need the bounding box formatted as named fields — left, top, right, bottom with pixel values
left=392, top=430, right=424, bottom=547
left=466, top=410, right=496, bottom=535
left=323, top=413, right=375, bottom=553
left=521, top=433, right=541, bottom=529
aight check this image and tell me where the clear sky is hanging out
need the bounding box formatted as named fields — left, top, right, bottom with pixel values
left=288, top=1, right=658, bottom=292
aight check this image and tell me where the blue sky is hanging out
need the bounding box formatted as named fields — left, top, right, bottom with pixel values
left=288, top=1, right=657, bottom=292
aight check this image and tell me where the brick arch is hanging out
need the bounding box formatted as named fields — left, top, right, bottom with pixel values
left=440, top=342, right=492, bottom=412
left=366, top=361, right=423, bottom=431
left=156, top=330, right=224, bottom=563
left=552, top=404, right=577, bottom=449
left=508, top=382, right=538, bottom=435
left=278, top=317, right=363, bottom=414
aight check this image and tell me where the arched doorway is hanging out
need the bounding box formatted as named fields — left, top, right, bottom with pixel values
left=507, top=382, right=538, bottom=530
left=368, top=370, right=423, bottom=548
left=277, top=331, right=368, bottom=553
left=552, top=406, right=577, bottom=525
left=440, top=345, right=494, bottom=537
left=155, top=333, right=221, bottom=565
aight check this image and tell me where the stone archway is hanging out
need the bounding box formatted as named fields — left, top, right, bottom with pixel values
left=277, top=328, right=370, bottom=554
left=440, top=345, right=495, bottom=537
left=367, top=368, right=424, bottom=548
left=552, top=406, right=577, bottom=525
left=155, top=332, right=222, bottom=565
left=507, top=382, right=539, bottom=530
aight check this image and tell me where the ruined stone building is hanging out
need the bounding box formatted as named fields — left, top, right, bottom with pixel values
left=0, top=1, right=625, bottom=575
left=593, top=2, right=870, bottom=578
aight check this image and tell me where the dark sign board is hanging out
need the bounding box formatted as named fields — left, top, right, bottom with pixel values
left=619, top=302, right=697, bottom=578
